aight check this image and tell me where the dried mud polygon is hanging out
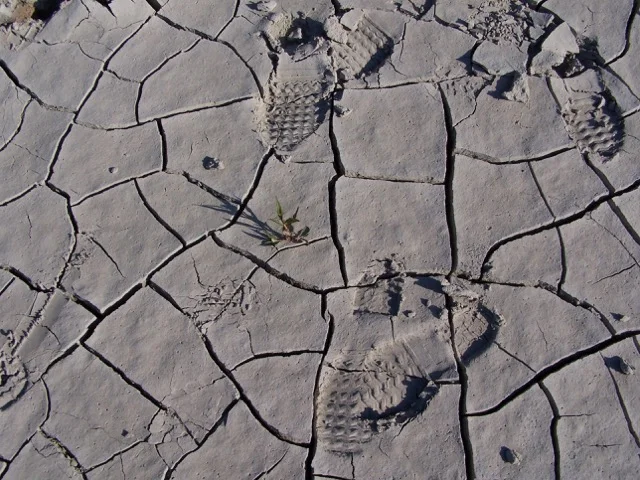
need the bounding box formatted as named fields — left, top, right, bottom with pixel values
left=561, top=93, right=624, bottom=158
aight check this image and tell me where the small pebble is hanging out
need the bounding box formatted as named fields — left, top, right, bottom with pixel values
left=618, top=357, right=635, bottom=375
left=500, top=446, right=521, bottom=465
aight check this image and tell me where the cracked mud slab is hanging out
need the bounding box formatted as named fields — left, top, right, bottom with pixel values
left=2, top=0, right=640, bottom=478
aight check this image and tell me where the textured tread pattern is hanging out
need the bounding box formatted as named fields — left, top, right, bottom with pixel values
left=317, top=336, right=436, bottom=454
left=561, top=93, right=624, bottom=158
left=331, top=16, right=393, bottom=79
left=260, top=68, right=331, bottom=151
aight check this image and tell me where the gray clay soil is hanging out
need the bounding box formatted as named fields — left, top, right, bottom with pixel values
left=1, top=0, right=640, bottom=479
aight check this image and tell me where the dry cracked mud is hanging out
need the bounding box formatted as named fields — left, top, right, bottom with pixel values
left=1, top=0, right=640, bottom=479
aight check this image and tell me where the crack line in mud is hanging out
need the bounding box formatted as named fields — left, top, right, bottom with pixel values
left=0, top=98, right=31, bottom=154
left=69, top=170, right=160, bottom=207
left=161, top=399, right=239, bottom=480
left=605, top=0, right=640, bottom=65
left=148, top=284, right=311, bottom=448
left=305, top=304, right=335, bottom=480
left=211, top=233, right=323, bottom=293
left=582, top=152, right=640, bottom=249
left=135, top=38, right=202, bottom=123
left=443, top=290, right=475, bottom=479
left=455, top=145, right=576, bottom=165
left=539, top=382, right=562, bottom=480
left=231, top=350, right=325, bottom=372
left=83, top=438, right=148, bottom=474
left=38, top=426, right=86, bottom=477
left=480, top=176, right=640, bottom=280
left=145, top=0, right=162, bottom=12
left=0, top=61, right=73, bottom=113
left=215, top=148, right=273, bottom=232
left=0, top=184, right=38, bottom=208
left=601, top=353, right=640, bottom=450
left=438, top=84, right=459, bottom=274
left=157, top=119, right=168, bottom=171
left=155, top=14, right=264, bottom=99
left=467, top=329, right=640, bottom=416
left=81, top=342, right=198, bottom=440
left=214, top=0, right=241, bottom=41
left=527, top=162, right=568, bottom=293
left=328, top=93, right=349, bottom=286
left=134, top=178, right=187, bottom=246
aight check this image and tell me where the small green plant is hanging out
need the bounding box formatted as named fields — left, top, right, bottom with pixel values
left=263, top=198, right=310, bottom=246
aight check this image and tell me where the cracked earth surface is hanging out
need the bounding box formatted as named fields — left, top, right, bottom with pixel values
left=1, top=0, right=640, bottom=478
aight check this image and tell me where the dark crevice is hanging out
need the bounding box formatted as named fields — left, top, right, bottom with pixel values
left=76, top=95, right=253, bottom=132
left=480, top=176, right=640, bottom=280
left=75, top=17, right=153, bottom=122
left=157, top=13, right=216, bottom=41
left=154, top=119, right=168, bottom=171
left=494, top=341, right=536, bottom=372
left=134, top=179, right=186, bottom=246
left=215, top=0, right=241, bottom=40
left=0, top=60, right=73, bottom=112
left=539, top=382, right=562, bottom=480
left=467, top=329, right=640, bottom=416
left=211, top=233, right=323, bottom=293
left=556, top=227, right=568, bottom=292
left=45, top=122, right=73, bottom=184
left=328, top=92, right=349, bottom=286
left=580, top=157, right=640, bottom=254
left=43, top=238, right=215, bottom=374
left=83, top=438, right=147, bottom=473
left=328, top=175, right=349, bottom=287
left=443, top=291, right=475, bottom=479
left=135, top=38, right=202, bottom=123
left=159, top=13, right=265, bottom=100
left=0, top=184, right=38, bottom=208
left=38, top=427, right=86, bottom=478
left=86, top=234, right=125, bottom=278
left=179, top=171, right=238, bottom=205
left=601, top=353, right=640, bottom=449
left=0, top=277, right=14, bottom=298
left=607, top=200, right=640, bottom=250
left=0, top=265, right=52, bottom=293
left=151, top=285, right=311, bottom=448
left=82, top=342, right=201, bottom=455
left=438, top=85, right=459, bottom=274
left=145, top=0, right=162, bottom=12
left=70, top=169, right=160, bottom=207
left=253, top=451, right=288, bottom=480
left=0, top=98, right=31, bottom=153
left=231, top=350, right=324, bottom=372
left=528, top=162, right=556, bottom=218
left=305, top=308, right=335, bottom=480
left=455, top=145, right=576, bottom=165
left=527, top=162, right=569, bottom=293
left=342, top=173, right=444, bottom=185
left=605, top=0, right=640, bottom=65
left=81, top=343, right=168, bottom=410
left=215, top=148, right=274, bottom=232
left=540, top=283, right=616, bottom=334
left=162, top=399, right=239, bottom=480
